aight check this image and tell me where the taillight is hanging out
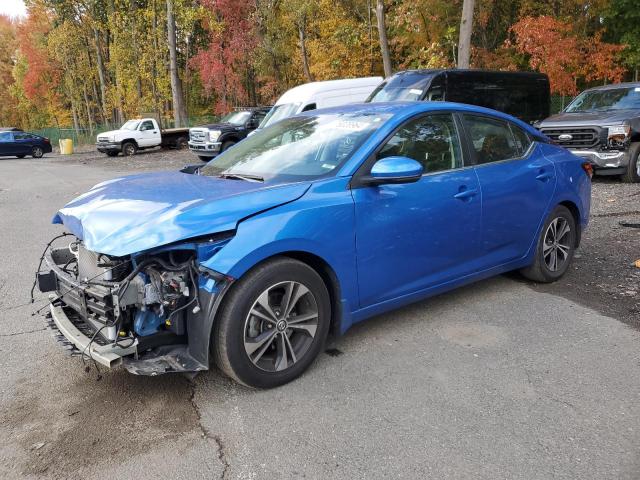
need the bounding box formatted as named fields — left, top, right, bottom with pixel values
left=582, top=162, right=593, bottom=179
left=44, top=138, right=50, bottom=143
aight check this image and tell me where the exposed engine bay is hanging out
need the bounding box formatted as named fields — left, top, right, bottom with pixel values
left=37, top=234, right=230, bottom=375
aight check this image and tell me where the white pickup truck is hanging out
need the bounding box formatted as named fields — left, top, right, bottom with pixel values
left=96, top=118, right=189, bottom=156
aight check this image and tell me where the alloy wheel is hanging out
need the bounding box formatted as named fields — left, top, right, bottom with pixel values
left=243, top=281, right=319, bottom=372
left=33, top=147, right=43, bottom=158
left=543, top=217, right=572, bottom=272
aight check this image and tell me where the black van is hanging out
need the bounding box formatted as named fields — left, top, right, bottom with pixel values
left=366, top=69, right=550, bottom=124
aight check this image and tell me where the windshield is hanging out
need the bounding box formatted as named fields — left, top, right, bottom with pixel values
left=367, top=73, right=433, bottom=102
left=565, top=87, right=640, bottom=112
left=201, top=112, right=391, bottom=182
left=260, top=103, right=302, bottom=129
left=220, top=111, right=252, bottom=125
left=121, top=120, right=140, bottom=130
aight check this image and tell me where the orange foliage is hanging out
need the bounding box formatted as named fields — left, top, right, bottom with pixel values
left=510, top=16, right=625, bottom=95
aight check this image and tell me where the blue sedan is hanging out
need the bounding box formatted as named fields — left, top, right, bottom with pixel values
left=39, top=102, right=591, bottom=388
left=0, top=130, right=52, bottom=158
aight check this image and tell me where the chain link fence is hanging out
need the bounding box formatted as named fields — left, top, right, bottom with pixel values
left=550, top=95, right=574, bottom=114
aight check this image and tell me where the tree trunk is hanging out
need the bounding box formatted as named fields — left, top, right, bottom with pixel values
left=457, top=0, right=475, bottom=68
left=298, top=19, right=314, bottom=82
left=375, top=0, right=392, bottom=77
left=167, top=0, right=187, bottom=127
left=93, top=28, right=109, bottom=122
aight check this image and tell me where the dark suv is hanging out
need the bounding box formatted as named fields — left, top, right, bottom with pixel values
left=537, top=83, right=640, bottom=182
left=188, top=107, right=271, bottom=161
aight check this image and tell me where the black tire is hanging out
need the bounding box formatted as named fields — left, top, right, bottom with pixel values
left=221, top=140, right=236, bottom=152
left=176, top=136, right=188, bottom=149
left=31, top=146, right=44, bottom=158
left=520, top=205, right=577, bottom=283
left=106, top=151, right=119, bottom=157
left=198, top=155, right=211, bottom=162
left=621, top=142, right=640, bottom=183
left=213, top=257, right=331, bottom=388
left=122, top=142, right=137, bottom=156
left=16, top=155, right=25, bottom=159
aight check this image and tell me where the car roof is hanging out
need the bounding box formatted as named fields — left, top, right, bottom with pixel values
left=581, top=82, right=640, bottom=92
left=297, top=101, right=543, bottom=138
left=275, top=77, right=383, bottom=105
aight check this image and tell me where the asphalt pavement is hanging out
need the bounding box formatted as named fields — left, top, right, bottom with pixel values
left=0, top=151, right=639, bottom=479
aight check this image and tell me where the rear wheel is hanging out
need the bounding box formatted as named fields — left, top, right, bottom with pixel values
left=176, top=136, right=188, bottom=149
left=213, top=257, right=331, bottom=388
left=621, top=143, right=640, bottom=183
left=520, top=205, right=576, bottom=283
left=122, top=142, right=137, bottom=156
left=32, top=146, right=43, bottom=158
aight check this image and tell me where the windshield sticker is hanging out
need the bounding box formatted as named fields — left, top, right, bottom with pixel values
left=332, top=120, right=368, bottom=131
left=410, top=89, right=423, bottom=95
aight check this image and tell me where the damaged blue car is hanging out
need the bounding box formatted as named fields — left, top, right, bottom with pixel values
left=38, top=102, right=591, bottom=388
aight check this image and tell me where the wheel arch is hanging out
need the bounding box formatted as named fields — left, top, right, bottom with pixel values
left=219, top=250, right=343, bottom=337
left=558, top=200, right=581, bottom=247
left=121, top=138, right=138, bottom=147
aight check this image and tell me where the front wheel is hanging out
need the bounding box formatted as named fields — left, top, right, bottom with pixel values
left=213, top=257, right=331, bottom=388
left=621, top=143, right=640, bottom=183
left=220, top=140, right=236, bottom=152
left=520, top=205, right=577, bottom=283
left=198, top=155, right=211, bottom=162
left=122, top=142, right=137, bottom=156
left=32, top=146, right=43, bottom=158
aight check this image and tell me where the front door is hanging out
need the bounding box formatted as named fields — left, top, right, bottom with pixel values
left=138, top=120, right=159, bottom=147
left=352, top=113, right=482, bottom=308
left=461, top=113, right=556, bottom=267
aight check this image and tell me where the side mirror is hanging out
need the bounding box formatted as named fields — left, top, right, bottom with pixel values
left=361, top=156, right=423, bottom=185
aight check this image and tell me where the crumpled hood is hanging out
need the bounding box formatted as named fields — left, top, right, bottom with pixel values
left=53, top=171, right=311, bottom=256
left=539, top=110, right=640, bottom=127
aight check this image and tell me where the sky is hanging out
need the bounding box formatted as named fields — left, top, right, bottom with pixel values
left=0, top=0, right=27, bottom=19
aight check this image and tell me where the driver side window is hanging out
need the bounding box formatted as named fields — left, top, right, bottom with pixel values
left=140, top=120, right=154, bottom=131
left=377, top=113, right=463, bottom=174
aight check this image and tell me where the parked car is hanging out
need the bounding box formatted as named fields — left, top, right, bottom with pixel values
left=96, top=118, right=189, bottom=157
left=367, top=69, right=550, bottom=125
left=188, top=107, right=271, bottom=161
left=253, top=77, right=383, bottom=133
left=39, top=101, right=590, bottom=388
left=537, top=82, right=640, bottom=182
left=0, top=130, right=52, bottom=158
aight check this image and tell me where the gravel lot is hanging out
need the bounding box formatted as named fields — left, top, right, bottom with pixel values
left=0, top=148, right=639, bottom=480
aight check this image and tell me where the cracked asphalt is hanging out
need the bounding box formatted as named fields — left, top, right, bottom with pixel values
left=0, top=149, right=639, bottom=479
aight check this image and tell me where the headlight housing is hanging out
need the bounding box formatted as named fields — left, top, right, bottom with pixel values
left=606, top=124, right=631, bottom=146
left=209, top=130, right=222, bottom=142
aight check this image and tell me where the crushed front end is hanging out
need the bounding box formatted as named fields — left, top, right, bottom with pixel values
left=37, top=236, right=233, bottom=375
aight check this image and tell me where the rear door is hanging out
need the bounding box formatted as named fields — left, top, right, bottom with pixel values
left=461, top=113, right=556, bottom=267
left=352, top=112, right=482, bottom=307
left=13, top=132, right=34, bottom=155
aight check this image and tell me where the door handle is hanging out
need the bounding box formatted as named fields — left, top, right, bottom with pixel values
left=453, top=188, right=478, bottom=201
left=536, top=170, right=554, bottom=182
left=153, top=131, right=158, bottom=134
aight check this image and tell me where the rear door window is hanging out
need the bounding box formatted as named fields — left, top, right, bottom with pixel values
left=509, top=125, right=532, bottom=156
left=462, top=114, right=521, bottom=164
